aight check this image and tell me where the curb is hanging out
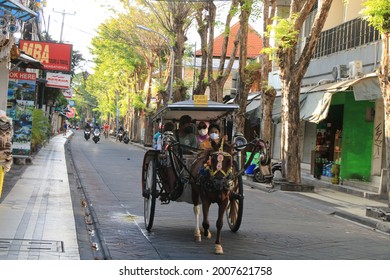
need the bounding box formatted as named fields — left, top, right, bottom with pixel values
left=333, top=210, right=390, bottom=234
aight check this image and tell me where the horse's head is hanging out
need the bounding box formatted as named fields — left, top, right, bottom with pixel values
left=200, top=137, right=235, bottom=196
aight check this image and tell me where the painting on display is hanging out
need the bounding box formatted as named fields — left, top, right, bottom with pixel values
left=7, top=71, right=36, bottom=156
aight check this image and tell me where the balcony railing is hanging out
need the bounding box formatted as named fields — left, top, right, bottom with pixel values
left=308, top=18, right=380, bottom=59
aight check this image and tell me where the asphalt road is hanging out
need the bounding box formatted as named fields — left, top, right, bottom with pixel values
left=67, top=130, right=390, bottom=260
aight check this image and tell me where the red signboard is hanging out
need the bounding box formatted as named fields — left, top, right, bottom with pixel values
left=19, top=40, right=73, bottom=72
left=9, top=71, right=36, bottom=81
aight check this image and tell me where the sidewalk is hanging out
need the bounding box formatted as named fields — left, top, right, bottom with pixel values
left=0, top=134, right=389, bottom=260
left=0, top=131, right=79, bottom=260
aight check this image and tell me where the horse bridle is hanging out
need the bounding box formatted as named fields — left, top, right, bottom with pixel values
left=205, top=138, right=234, bottom=179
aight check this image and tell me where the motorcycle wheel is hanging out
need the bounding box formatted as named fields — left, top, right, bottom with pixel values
left=253, top=169, right=267, bottom=183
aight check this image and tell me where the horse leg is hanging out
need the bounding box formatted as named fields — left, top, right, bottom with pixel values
left=192, top=188, right=201, bottom=242
left=201, top=199, right=212, bottom=239
left=193, top=205, right=201, bottom=242
left=215, top=199, right=229, bottom=255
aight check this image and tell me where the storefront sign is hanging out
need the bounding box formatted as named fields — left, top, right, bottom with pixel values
left=46, top=72, right=71, bottom=89
left=7, top=71, right=36, bottom=156
left=62, top=89, right=72, bottom=99
left=19, top=40, right=72, bottom=72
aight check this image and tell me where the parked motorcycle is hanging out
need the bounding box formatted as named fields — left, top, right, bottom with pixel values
left=117, top=130, right=124, bottom=142
left=123, top=131, right=129, bottom=144
left=253, top=162, right=282, bottom=183
left=92, top=128, right=100, bottom=144
left=84, top=129, right=91, bottom=141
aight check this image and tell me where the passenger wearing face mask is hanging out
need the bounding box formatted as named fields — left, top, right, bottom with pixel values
left=177, top=115, right=198, bottom=150
left=196, top=121, right=210, bottom=149
left=198, top=123, right=222, bottom=151
left=208, top=123, right=221, bottom=142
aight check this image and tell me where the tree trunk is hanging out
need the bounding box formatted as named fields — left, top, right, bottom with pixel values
left=194, top=4, right=209, bottom=96
left=277, top=0, right=333, bottom=186
left=258, top=0, right=277, bottom=175
left=262, top=88, right=276, bottom=148
left=378, top=32, right=390, bottom=205
left=173, top=24, right=187, bottom=102
left=280, top=75, right=302, bottom=183
left=235, top=0, right=252, bottom=133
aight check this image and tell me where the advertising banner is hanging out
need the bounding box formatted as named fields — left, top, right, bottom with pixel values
left=66, top=107, right=76, bottom=118
left=7, top=71, right=36, bottom=156
left=46, top=72, right=71, bottom=89
left=19, top=40, right=73, bottom=72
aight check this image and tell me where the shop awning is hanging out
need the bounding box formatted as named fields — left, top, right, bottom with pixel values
left=245, top=92, right=262, bottom=112
left=351, top=73, right=381, bottom=101
left=271, top=94, right=308, bottom=123
left=11, top=51, right=43, bottom=70
left=0, top=0, right=37, bottom=21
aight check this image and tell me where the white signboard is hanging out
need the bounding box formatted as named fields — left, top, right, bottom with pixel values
left=46, top=72, right=71, bottom=89
left=62, top=89, right=72, bottom=99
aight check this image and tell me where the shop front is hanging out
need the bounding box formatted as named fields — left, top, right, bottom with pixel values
left=270, top=74, right=382, bottom=184
left=0, top=0, right=37, bottom=197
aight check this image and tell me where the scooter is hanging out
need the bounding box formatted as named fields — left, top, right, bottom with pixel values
left=117, top=130, right=124, bottom=142
left=84, top=129, right=91, bottom=141
left=92, top=128, right=100, bottom=144
left=123, top=131, right=129, bottom=144
left=253, top=161, right=282, bottom=183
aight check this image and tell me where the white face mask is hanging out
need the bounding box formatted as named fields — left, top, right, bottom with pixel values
left=199, top=129, right=207, bottom=136
left=209, top=133, right=219, bottom=140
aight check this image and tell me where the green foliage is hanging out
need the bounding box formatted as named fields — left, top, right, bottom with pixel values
left=262, top=14, right=300, bottom=61
left=71, top=50, right=85, bottom=77
left=80, top=15, right=148, bottom=122
left=31, top=109, right=50, bottom=150
left=361, top=0, right=390, bottom=33
left=44, top=87, right=68, bottom=108
left=265, top=15, right=300, bottom=48
left=245, top=60, right=261, bottom=72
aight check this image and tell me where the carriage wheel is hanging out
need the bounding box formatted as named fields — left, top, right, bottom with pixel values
left=226, top=161, right=244, bottom=232
left=143, top=155, right=157, bottom=231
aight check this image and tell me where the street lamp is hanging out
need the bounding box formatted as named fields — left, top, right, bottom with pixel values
left=137, top=25, right=174, bottom=103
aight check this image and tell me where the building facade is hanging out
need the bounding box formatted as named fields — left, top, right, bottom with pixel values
left=268, top=0, right=384, bottom=185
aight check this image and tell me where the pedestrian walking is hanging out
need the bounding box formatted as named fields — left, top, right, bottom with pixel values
left=63, top=122, right=68, bottom=136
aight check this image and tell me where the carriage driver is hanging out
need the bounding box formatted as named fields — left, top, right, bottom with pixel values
left=177, top=115, right=198, bottom=151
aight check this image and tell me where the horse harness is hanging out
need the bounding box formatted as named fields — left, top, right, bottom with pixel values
left=199, top=138, right=235, bottom=194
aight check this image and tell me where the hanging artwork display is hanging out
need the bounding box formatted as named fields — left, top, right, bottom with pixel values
left=7, top=71, right=36, bottom=156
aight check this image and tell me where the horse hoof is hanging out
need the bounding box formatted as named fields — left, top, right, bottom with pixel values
left=205, top=231, right=212, bottom=239
left=215, top=244, right=223, bottom=255
left=194, top=229, right=201, bottom=242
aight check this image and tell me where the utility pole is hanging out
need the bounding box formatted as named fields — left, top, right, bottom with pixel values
left=52, top=9, right=75, bottom=43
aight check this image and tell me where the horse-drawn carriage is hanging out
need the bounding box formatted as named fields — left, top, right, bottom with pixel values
left=141, top=100, right=269, bottom=254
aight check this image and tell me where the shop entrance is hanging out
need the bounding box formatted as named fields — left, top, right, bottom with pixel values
left=312, top=105, right=344, bottom=179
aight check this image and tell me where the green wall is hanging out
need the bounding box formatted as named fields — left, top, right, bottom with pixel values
left=331, top=92, right=374, bottom=181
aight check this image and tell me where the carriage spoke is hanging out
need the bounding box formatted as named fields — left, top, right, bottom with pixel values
left=228, top=199, right=238, bottom=224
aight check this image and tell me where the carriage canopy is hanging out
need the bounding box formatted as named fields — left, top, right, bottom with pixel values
left=152, top=100, right=240, bottom=123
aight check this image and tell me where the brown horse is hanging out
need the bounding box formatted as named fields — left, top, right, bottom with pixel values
left=190, top=137, right=235, bottom=255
